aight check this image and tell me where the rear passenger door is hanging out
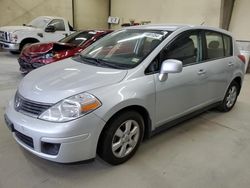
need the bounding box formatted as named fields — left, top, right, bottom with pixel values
left=202, top=31, right=234, bottom=101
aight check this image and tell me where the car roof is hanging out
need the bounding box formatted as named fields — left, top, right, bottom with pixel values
left=126, top=24, right=233, bottom=36
left=37, top=16, right=65, bottom=20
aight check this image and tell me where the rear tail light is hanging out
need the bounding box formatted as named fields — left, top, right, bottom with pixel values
left=238, top=55, right=246, bottom=64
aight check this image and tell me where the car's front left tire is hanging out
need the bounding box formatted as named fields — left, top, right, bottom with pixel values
left=97, top=111, right=144, bottom=165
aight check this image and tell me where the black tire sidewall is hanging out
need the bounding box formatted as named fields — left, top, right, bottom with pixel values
left=99, top=111, right=144, bottom=165
left=219, top=81, right=239, bottom=112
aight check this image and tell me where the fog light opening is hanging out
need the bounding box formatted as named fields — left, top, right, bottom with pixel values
left=41, top=142, right=61, bottom=155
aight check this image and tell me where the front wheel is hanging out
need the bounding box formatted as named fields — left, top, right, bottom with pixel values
left=218, top=81, right=240, bottom=112
left=98, top=111, right=144, bottom=165
left=21, top=43, right=32, bottom=51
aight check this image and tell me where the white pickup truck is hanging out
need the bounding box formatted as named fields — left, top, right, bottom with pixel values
left=0, top=16, right=75, bottom=53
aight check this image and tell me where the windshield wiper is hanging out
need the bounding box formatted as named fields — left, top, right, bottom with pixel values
left=80, top=55, right=127, bottom=69
left=79, top=55, right=101, bottom=66
left=97, top=59, right=130, bottom=69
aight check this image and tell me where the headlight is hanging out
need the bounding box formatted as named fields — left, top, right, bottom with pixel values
left=39, top=93, right=101, bottom=122
left=41, top=53, right=54, bottom=59
left=9, top=33, right=18, bottom=42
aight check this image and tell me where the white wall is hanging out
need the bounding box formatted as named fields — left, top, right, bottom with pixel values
left=110, top=0, right=222, bottom=29
left=0, top=0, right=109, bottom=30
left=0, top=0, right=73, bottom=26
left=229, top=0, right=250, bottom=40
left=74, top=0, right=109, bottom=29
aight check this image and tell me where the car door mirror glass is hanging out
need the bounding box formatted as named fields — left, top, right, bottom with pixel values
left=159, top=59, right=183, bottom=81
left=45, top=25, right=56, bottom=33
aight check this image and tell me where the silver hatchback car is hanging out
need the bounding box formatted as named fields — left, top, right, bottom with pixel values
left=4, top=25, right=245, bottom=165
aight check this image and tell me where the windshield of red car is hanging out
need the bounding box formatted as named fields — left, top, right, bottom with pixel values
left=59, top=31, right=97, bottom=46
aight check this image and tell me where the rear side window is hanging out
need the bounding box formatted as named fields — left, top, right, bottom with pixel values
left=204, top=31, right=233, bottom=60
left=205, top=31, right=224, bottom=59
left=223, top=35, right=233, bottom=57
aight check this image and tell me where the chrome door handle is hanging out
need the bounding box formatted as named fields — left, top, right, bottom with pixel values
left=228, top=62, right=234, bottom=67
left=197, top=69, right=206, bottom=75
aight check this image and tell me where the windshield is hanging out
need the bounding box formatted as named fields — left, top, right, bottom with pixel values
left=28, top=17, right=51, bottom=28
left=59, top=31, right=96, bottom=45
left=80, top=29, right=170, bottom=69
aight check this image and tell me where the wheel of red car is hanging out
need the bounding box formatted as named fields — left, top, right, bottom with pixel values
left=97, top=111, right=144, bottom=165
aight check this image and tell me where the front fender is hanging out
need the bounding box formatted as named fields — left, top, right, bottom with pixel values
left=15, top=29, right=43, bottom=43
left=90, top=75, right=156, bottom=129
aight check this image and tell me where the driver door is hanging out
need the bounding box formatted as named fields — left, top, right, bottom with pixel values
left=43, top=19, right=68, bottom=42
left=153, top=30, right=209, bottom=127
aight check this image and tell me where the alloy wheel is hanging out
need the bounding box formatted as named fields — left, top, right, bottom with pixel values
left=112, top=120, right=140, bottom=158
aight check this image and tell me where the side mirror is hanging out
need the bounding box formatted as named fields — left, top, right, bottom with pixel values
left=159, top=59, right=183, bottom=82
left=45, top=25, right=56, bottom=33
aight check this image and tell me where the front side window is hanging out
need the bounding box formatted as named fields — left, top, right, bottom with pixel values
left=28, top=17, right=51, bottom=28
left=161, top=31, right=200, bottom=66
left=59, top=31, right=95, bottom=45
left=205, top=31, right=224, bottom=60
left=79, top=29, right=170, bottom=69
left=48, top=19, right=65, bottom=31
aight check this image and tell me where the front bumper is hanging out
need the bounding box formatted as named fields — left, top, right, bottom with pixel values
left=4, top=99, right=106, bottom=163
left=18, top=58, right=35, bottom=73
left=0, top=41, right=19, bottom=51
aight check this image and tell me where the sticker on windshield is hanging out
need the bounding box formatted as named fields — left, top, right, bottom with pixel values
left=132, top=58, right=140, bottom=63
left=144, top=33, right=163, bottom=40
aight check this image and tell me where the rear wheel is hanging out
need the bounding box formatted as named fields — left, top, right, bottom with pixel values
left=218, top=81, right=239, bottom=112
left=98, top=111, right=144, bottom=165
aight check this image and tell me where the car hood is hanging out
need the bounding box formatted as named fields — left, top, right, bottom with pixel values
left=0, top=26, right=37, bottom=33
left=23, top=42, right=76, bottom=55
left=18, top=58, right=128, bottom=103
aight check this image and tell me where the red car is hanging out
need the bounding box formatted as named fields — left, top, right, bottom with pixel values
left=18, top=30, right=113, bottom=73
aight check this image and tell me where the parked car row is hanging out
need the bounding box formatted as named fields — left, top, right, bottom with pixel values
left=1, top=19, right=246, bottom=165
left=0, top=16, right=114, bottom=73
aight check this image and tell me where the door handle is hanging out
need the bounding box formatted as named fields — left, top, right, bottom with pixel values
left=228, top=62, right=234, bottom=67
left=197, top=69, right=206, bottom=75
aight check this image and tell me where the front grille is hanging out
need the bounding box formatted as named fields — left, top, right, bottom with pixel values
left=15, top=93, right=52, bottom=117
left=15, top=130, right=34, bottom=148
left=0, top=31, right=6, bottom=41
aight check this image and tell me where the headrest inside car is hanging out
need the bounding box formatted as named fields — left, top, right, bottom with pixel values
left=208, top=41, right=219, bottom=49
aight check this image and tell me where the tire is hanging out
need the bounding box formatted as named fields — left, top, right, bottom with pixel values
left=21, top=43, right=32, bottom=51
left=98, top=111, right=144, bottom=165
left=217, top=81, right=240, bottom=112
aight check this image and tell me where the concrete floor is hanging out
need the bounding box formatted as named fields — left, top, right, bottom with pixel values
left=0, top=51, right=250, bottom=188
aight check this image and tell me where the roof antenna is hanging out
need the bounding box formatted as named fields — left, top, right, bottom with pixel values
left=201, top=21, right=205, bottom=25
